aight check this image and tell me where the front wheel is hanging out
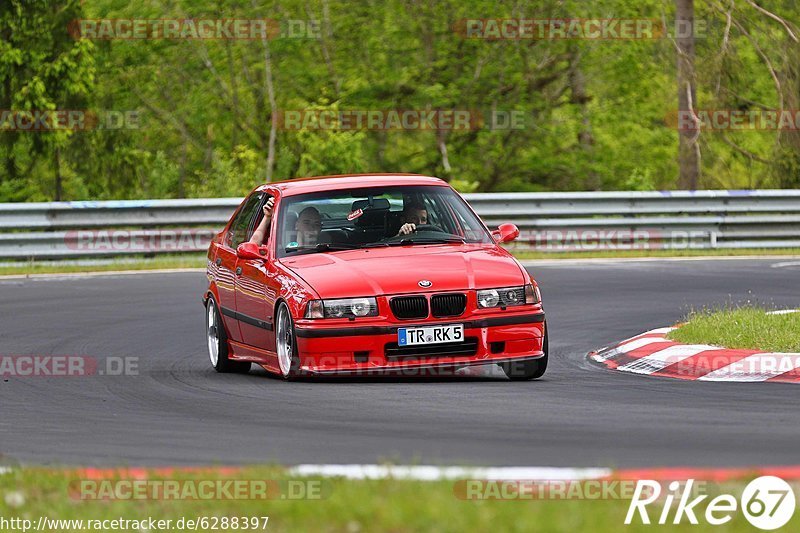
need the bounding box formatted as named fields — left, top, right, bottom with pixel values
left=275, top=302, right=302, bottom=380
left=501, top=325, right=548, bottom=381
left=206, top=298, right=251, bottom=374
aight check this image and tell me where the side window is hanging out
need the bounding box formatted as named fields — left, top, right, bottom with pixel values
left=227, top=193, right=264, bottom=248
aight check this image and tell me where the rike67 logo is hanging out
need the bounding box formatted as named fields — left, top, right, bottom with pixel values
left=626, top=476, right=796, bottom=530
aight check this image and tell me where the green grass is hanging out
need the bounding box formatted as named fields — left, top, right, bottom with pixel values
left=668, top=307, right=800, bottom=353
left=1, top=248, right=798, bottom=277
left=0, top=254, right=206, bottom=276
left=0, top=467, right=783, bottom=532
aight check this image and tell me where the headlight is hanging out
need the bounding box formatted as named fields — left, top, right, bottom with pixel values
left=477, top=289, right=500, bottom=308
left=477, top=285, right=538, bottom=308
left=305, top=297, right=379, bottom=319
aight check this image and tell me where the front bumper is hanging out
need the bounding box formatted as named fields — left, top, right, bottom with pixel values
left=293, top=311, right=546, bottom=375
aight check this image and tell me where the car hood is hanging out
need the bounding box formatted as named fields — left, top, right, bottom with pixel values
left=279, top=245, right=526, bottom=298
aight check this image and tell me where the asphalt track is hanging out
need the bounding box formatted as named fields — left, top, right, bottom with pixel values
left=0, top=258, right=798, bottom=468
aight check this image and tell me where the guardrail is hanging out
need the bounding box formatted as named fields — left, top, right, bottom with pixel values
left=1, top=190, right=799, bottom=259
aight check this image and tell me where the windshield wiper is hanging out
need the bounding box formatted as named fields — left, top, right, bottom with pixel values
left=286, top=243, right=361, bottom=255
left=392, top=236, right=466, bottom=246
left=316, top=242, right=361, bottom=251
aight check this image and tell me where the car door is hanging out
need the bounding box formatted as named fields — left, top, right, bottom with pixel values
left=235, top=193, right=277, bottom=350
left=218, top=192, right=264, bottom=343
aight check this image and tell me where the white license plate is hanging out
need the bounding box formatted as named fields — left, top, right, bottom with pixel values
left=398, top=324, right=464, bottom=346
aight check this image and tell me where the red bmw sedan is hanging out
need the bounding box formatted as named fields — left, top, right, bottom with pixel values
left=203, top=174, right=547, bottom=380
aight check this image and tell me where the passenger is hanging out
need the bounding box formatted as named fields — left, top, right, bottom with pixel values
left=293, top=206, right=322, bottom=246
left=397, top=202, right=428, bottom=235
left=249, top=196, right=274, bottom=246
left=250, top=199, right=323, bottom=248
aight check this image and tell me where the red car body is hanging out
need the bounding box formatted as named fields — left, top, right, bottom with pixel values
left=203, top=174, right=547, bottom=380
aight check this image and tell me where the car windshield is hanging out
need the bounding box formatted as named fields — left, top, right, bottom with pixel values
left=276, top=185, right=493, bottom=258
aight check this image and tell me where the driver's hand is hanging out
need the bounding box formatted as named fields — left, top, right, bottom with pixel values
left=262, top=197, right=275, bottom=220
left=398, top=223, right=416, bottom=236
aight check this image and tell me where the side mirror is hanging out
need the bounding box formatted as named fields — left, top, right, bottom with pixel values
left=492, top=223, right=520, bottom=244
left=236, top=242, right=267, bottom=260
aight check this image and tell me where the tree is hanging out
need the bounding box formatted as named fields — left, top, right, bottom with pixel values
left=676, top=0, right=699, bottom=189
left=0, top=0, right=95, bottom=200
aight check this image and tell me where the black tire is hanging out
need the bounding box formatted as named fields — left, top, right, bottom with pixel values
left=206, top=298, right=251, bottom=374
left=501, top=324, right=548, bottom=381
left=275, top=302, right=303, bottom=380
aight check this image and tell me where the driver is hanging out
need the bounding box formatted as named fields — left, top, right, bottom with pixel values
left=397, top=202, right=428, bottom=236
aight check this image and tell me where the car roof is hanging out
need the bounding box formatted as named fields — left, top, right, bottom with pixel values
left=255, top=173, right=449, bottom=196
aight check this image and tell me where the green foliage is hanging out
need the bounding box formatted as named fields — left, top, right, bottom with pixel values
left=0, top=0, right=95, bottom=199
left=1, top=0, right=799, bottom=200
left=191, top=145, right=264, bottom=198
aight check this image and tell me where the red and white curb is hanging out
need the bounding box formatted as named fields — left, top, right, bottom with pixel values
left=589, top=327, right=800, bottom=383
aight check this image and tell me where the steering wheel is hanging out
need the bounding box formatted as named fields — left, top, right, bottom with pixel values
left=383, top=223, right=447, bottom=242
left=406, top=223, right=445, bottom=234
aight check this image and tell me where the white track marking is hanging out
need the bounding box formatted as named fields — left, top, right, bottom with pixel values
left=618, top=345, right=722, bottom=375
left=288, top=464, right=612, bottom=481
left=766, top=309, right=800, bottom=315
left=699, top=353, right=800, bottom=382
left=590, top=336, right=669, bottom=362
left=0, top=467, right=12, bottom=475
left=595, top=327, right=677, bottom=352
left=771, top=261, right=800, bottom=269
left=643, top=327, right=678, bottom=335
